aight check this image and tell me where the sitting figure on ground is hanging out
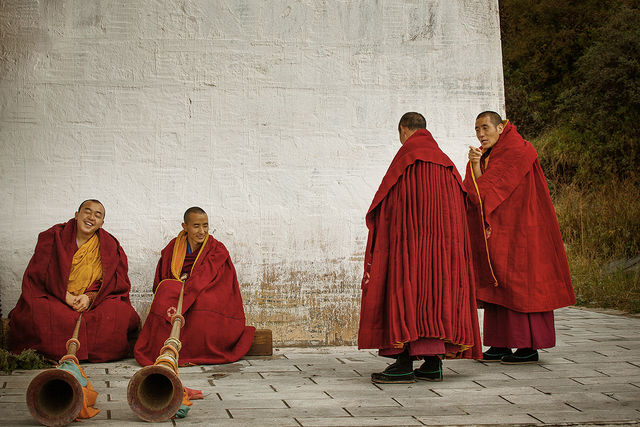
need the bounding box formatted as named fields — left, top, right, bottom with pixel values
left=9, top=199, right=140, bottom=362
left=359, top=112, right=482, bottom=384
left=465, top=111, right=576, bottom=364
left=134, top=206, right=255, bottom=366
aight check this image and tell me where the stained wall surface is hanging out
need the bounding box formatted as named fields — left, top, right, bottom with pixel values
left=0, top=0, right=504, bottom=345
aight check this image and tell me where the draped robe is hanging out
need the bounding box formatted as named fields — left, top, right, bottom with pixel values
left=9, top=219, right=140, bottom=362
left=134, top=232, right=255, bottom=366
left=463, top=121, right=575, bottom=313
left=358, top=129, right=482, bottom=359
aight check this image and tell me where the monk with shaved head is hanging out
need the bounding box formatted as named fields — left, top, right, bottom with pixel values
left=358, top=113, right=482, bottom=383
left=9, top=200, right=140, bottom=362
left=134, top=207, right=255, bottom=366
left=465, top=112, right=575, bottom=363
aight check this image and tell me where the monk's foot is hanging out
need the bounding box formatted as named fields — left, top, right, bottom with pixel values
left=500, top=348, right=539, bottom=364
left=482, top=347, right=512, bottom=362
left=371, top=359, right=415, bottom=384
left=414, top=356, right=443, bottom=381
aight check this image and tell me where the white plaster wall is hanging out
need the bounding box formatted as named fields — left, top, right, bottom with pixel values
left=0, top=0, right=504, bottom=345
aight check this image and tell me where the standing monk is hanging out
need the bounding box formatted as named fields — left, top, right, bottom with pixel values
left=465, top=111, right=575, bottom=364
left=134, top=207, right=255, bottom=366
left=359, top=112, right=482, bottom=384
left=9, top=200, right=140, bottom=362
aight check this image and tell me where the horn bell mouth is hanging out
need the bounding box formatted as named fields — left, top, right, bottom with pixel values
left=127, top=364, right=183, bottom=422
left=27, top=368, right=83, bottom=427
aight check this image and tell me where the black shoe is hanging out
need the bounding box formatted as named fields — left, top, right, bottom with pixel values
left=501, top=348, right=539, bottom=364
left=371, top=359, right=415, bottom=384
left=482, top=347, right=512, bottom=362
left=414, top=357, right=443, bottom=382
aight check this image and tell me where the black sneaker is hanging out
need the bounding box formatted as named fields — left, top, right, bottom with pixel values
left=482, top=347, right=512, bottom=362
left=414, top=357, right=443, bottom=382
left=371, top=360, right=415, bottom=384
left=501, top=348, right=539, bottom=364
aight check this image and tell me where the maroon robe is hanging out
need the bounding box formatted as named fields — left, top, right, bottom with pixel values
left=463, top=122, right=576, bottom=313
left=358, top=129, right=482, bottom=359
left=134, top=235, right=255, bottom=366
left=9, top=219, right=140, bottom=362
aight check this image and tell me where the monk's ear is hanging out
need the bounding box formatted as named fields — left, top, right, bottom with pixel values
left=181, top=222, right=188, bottom=232
left=74, top=211, right=79, bottom=221
left=497, top=122, right=505, bottom=134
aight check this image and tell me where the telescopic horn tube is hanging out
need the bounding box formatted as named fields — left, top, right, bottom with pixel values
left=26, top=314, right=84, bottom=427
left=127, top=283, right=186, bottom=422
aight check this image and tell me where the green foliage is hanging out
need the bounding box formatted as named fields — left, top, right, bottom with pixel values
left=501, top=0, right=640, bottom=184
left=0, top=349, right=52, bottom=372
left=500, top=1, right=640, bottom=312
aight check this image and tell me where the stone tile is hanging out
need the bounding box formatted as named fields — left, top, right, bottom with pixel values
left=297, top=416, right=423, bottom=426
left=285, top=397, right=400, bottom=408
left=214, top=399, right=288, bottom=409
left=530, top=408, right=640, bottom=424
left=572, top=375, right=640, bottom=385
left=396, top=395, right=512, bottom=407
left=415, top=413, right=540, bottom=425
left=218, top=390, right=330, bottom=401
left=229, top=407, right=351, bottom=419
left=459, top=402, right=580, bottom=415
left=345, top=404, right=465, bottom=417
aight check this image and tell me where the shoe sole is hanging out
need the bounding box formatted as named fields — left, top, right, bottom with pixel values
left=500, top=359, right=539, bottom=365
left=415, top=376, right=443, bottom=382
left=481, top=358, right=504, bottom=363
left=371, top=378, right=416, bottom=384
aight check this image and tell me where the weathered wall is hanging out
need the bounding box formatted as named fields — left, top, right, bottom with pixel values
left=0, top=0, right=504, bottom=345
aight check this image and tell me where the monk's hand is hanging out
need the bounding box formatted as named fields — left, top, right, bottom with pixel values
left=468, top=146, right=482, bottom=164
left=65, top=291, right=78, bottom=308
left=75, top=294, right=91, bottom=312
left=363, top=271, right=370, bottom=286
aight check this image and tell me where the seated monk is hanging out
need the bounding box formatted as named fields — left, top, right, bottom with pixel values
left=9, top=199, right=140, bottom=362
left=134, top=207, right=255, bottom=366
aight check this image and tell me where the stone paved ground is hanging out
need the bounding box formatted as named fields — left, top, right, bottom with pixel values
left=1, top=307, right=639, bottom=426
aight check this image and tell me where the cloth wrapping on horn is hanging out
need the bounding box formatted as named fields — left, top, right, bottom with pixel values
left=57, top=360, right=99, bottom=419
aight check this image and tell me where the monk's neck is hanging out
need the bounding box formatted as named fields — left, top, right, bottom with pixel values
left=76, top=232, right=95, bottom=248
left=187, top=239, right=203, bottom=254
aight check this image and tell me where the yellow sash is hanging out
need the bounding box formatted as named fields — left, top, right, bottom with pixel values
left=67, top=234, right=103, bottom=295
left=170, top=231, right=208, bottom=280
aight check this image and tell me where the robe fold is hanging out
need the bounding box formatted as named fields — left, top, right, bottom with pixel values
left=463, top=121, right=575, bottom=313
left=9, top=219, right=140, bottom=362
left=358, top=129, right=482, bottom=359
left=134, top=233, right=255, bottom=366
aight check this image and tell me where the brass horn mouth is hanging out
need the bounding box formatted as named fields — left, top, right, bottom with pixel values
left=127, top=364, right=183, bottom=422
left=26, top=369, right=83, bottom=427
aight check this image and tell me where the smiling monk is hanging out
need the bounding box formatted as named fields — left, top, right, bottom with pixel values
left=134, top=207, right=255, bottom=366
left=9, top=200, right=140, bottom=362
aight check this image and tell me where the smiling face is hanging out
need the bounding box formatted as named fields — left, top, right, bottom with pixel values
left=475, top=116, right=504, bottom=151
left=75, top=201, right=105, bottom=239
left=182, top=212, right=209, bottom=251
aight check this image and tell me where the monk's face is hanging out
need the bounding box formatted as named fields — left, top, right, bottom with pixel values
left=75, top=201, right=105, bottom=236
left=182, top=213, right=209, bottom=248
left=475, top=116, right=504, bottom=151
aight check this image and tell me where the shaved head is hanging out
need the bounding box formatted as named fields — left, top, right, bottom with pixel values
left=77, top=199, right=105, bottom=218
left=476, top=111, right=503, bottom=127
left=398, top=112, right=427, bottom=131
left=183, top=206, right=207, bottom=224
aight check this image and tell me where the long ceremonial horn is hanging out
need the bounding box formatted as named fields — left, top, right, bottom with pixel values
left=26, top=314, right=85, bottom=427
left=127, top=283, right=185, bottom=421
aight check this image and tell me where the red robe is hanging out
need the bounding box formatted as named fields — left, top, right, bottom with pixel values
left=463, top=121, right=575, bottom=313
left=134, top=234, right=255, bottom=366
left=9, top=219, right=140, bottom=362
left=358, top=129, right=482, bottom=359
